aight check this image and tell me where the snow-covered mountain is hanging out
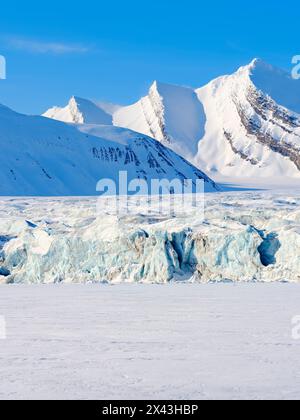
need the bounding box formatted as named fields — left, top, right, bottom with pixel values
left=115, top=60, right=300, bottom=178
left=43, top=59, right=300, bottom=180
left=195, top=59, right=300, bottom=178
left=0, top=103, right=217, bottom=195
left=114, top=81, right=206, bottom=161
left=43, top=96, right=114, bottom=125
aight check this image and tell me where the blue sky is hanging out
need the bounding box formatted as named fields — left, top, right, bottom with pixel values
left=0, top=0, right=299, bottom=114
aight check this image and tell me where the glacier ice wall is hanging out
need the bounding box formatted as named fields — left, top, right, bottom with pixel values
left=0, top=192, right=299, bottom=284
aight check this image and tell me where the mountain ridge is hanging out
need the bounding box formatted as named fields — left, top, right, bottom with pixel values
left=42, top=58, right=300, bottom=179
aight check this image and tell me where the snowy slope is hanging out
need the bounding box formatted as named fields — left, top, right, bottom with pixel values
left=0, top=103, right=217, bottom=195
left=43, top=96, right=113, bottom=125
left=114, top=81, right=206, bottom=160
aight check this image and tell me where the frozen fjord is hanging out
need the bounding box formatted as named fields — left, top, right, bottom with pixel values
left=0, top=283, right=300, bottom=400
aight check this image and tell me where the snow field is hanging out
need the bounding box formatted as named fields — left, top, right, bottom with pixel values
left=0, top=283, right=300, bottom=400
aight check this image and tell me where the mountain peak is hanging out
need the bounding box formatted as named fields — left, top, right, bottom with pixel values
left=242, top=57, right=290, bottom=78
left=69, top=95, right=81, bottom=105
left=149, top=80, right=172, bottom=93
left=243, top=59, right=300, bottom=113
left=44, top=96, right=113, bottom=125
left=69, top=95, right=89, bottom=105
left=249, top=57, right=266, bottom=68
left=238, top=58, right=276, bottom=75
left=148, top=80, right=196, bottom=103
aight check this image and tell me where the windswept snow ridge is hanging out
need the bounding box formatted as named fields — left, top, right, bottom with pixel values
left=0, top=191, right=299, bottom=284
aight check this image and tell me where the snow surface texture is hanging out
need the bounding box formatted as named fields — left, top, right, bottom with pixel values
left=0, top=104, right=217, bottom=195
left=0, top=190, right=299, bottom=284
left=46, top=59, right=300, bottom=180
left=0, top=283, right=300, bottom=400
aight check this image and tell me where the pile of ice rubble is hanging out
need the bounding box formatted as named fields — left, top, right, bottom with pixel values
left=0, top=192, right=299, bottom=284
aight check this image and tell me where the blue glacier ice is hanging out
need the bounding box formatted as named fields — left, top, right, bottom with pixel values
left=0, top=192, right=299, bottom=284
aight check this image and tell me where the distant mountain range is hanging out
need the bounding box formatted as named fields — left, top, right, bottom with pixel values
left=44, top=59, right=300, bottom=180
left=0, top=58, right=299, bottom=196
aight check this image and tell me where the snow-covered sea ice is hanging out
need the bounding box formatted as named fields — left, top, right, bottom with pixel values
left=0, top=283, right=300, bottom=400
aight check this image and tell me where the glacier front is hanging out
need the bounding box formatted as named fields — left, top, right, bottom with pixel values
left=0, top=190, right=299, bottom=284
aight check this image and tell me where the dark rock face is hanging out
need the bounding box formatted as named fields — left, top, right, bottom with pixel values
left=224, top=86, right=300, bottom=171
left=91, top=136, right=218, bottom=189
left=224, top=130, right=259, bottom=166
left=140, top=88, right=172, bottom=146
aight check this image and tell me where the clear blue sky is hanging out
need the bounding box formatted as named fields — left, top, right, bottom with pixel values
left=0, top=0, right=299, bottom=114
